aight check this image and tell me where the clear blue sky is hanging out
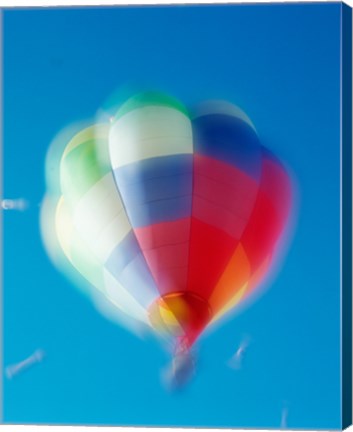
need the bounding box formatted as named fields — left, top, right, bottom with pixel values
left=2, top=3, right=342, bottom=428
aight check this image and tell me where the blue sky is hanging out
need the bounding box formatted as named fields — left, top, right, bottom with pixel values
left=2, top=3, right=342, bottom=428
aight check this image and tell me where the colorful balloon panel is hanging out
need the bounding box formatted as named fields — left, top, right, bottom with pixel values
left=43, top=91, right=292, bottom=351
left=49, top=125, right=160, bottom=326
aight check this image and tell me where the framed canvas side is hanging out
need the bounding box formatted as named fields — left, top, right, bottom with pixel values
left=342, top=2, right=353, bottom=430
left=0, top=8, right=3, bottom=425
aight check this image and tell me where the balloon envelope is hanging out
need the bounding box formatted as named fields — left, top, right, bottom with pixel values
left=42, top=92, right=292, bottom=351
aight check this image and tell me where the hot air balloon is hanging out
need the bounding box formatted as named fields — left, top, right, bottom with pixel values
left=41, top=91, right=292, bottom=366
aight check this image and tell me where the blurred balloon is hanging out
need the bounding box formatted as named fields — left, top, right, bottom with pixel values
left=281, top=405, right=289, bottom=429
left=41, top=91, right=293, bottom=368
left=1, top=198, right=29, bottom=211
left=6, top=349, right=45, bottom=379
left=228, top=336, right=251, bottom=370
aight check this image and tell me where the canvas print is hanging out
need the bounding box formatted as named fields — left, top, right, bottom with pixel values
left=1, top=2, right=352, bottom=430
